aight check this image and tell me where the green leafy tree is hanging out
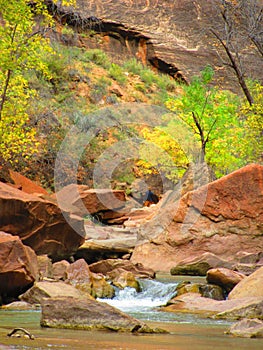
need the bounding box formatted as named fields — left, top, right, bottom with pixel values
left=0, top=0, right=74, bottom=164
left=165, top=66, right=243, bottom=177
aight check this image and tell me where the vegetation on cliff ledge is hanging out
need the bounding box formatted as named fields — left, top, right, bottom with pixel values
left=0, top=0, right=262, bottom=190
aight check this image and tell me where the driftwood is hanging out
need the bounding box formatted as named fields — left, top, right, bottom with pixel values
left=7, top=328, right=35, bottom=340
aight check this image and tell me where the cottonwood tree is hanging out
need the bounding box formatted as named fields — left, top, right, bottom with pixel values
left=210, top=0, right=263, bottom=105
left=0, top=0, right=75, bottom=164
left=165, top=66, right=243, bottom=177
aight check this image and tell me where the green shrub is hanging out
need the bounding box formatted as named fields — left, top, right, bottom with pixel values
left=109, top=63, right=127, bottom=85
left=155, top=74, right=177, bottom=91
left=61, top=24, right=75, bottom=37
left=123, top=58, right=144, bottom=75
left=82, top=49, right=111, bottom=68
left=140, top=68, right=157, bottom=87
left=134, top=83, right=147, bottom=93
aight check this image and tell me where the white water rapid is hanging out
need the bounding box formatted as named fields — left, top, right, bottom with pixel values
left=99, top=278, right=232, bottom=324
left=99, top=279, right=178, bottom=322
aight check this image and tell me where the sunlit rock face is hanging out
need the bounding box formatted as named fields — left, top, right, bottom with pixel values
left=131, top=164, right=263, bottom=272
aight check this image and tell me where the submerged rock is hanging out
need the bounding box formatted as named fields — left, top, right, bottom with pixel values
left=40, top=296, right=166, bottom=333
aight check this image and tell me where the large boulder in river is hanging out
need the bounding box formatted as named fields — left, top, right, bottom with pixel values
left=131, top=164, right=263, bottom=272
left=109, top=270, right=140, bottom=292
left=228, top=266, right=263, bottom=300
left=0, top=232, right=38, bottom=300
left=0, top=182, right=85, bottom=260
left=75, top=235, right=137, bottom=264
left=175, top=281, right=225, bottom=300
left=40, top=296, right=165, bottom=333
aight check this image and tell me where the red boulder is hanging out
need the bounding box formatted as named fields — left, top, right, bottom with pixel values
left=0, top=232, right=38, bottom=300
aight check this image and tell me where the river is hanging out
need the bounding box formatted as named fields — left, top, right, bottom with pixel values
left=0, top=275, right=262, bottom=350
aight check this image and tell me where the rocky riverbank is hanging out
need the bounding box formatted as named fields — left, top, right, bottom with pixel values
left=0, top=163, right=262, bottom=337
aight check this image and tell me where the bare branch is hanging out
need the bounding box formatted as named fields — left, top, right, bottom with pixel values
left=211, top=29, right=254, bottom=105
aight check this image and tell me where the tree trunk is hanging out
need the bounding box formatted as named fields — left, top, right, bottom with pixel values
left=0, top=69, right=11, bottom=121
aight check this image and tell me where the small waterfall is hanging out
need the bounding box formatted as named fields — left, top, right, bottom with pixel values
left=99, top=278, right=232, bottom=324
left=99, top=279, right=178, bottom=317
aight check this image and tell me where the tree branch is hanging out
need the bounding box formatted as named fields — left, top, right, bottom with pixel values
left=211, top=29, right=254, bottom=105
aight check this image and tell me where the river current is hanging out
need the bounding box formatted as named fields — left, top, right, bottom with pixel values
left=0, top=276, right=263, bottom=350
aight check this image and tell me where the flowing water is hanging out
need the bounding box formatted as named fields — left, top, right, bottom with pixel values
left=98, top=279, right=179, bottom=322
left=0, top=277, right=263, bottom=350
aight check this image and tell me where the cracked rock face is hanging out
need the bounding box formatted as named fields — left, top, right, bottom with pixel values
left=50, top=0, right=262, bottom=89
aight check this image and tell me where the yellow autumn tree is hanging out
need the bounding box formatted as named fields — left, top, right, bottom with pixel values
left=0, top=0, right=75, bottom=165
left=137, top=126, right=190, bottom=182
left=239, top=81, right=263, bottom=163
